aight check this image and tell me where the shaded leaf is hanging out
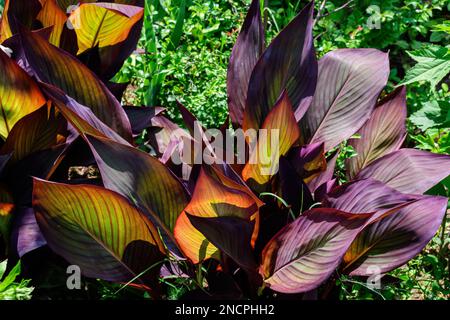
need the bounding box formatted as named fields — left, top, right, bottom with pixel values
left=85, top=134, right=189, bottom=233
left=174, top=168, right=259, bottom=264
left=187, top=215, right=257, bottom=270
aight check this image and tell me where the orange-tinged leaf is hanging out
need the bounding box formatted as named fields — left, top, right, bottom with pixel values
left=32, top=179, right=165, bottom=282
left=0, top=50, right=46, bottom=139
left=1, top=105, right=60, bottom=163
left=68, top=3, right=144, bottom=55
left=36, top=0, right=68, bottom=46
left=242, top=92, right=300, bottom=185
left=174, top=168, right=260, bottom=264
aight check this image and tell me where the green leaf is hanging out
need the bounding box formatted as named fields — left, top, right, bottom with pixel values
left=0, top=260, right=21, bottom=291
left=409, top=100, right=450, bottom=131
left=399, top=46, right=450, bottom=88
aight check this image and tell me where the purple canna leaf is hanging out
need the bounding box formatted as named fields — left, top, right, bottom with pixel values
left=300, top=49, right=390, bottom=151
left=279, top=156, right=314, bottom=215
left=11, top=207, right=46, bottom=257
left=124, top=106, right=165, bottom=136
left=355, top=149, right=450, bottom=194
left=227, top=0, right=264, bottom=127
left=346, top=86, right=407, bottom=179
left=323, top=178, right=418, bottom=216
left=39, top=82, right=129, bottom=145
left=343, top=195, right=448, bottom=275
left=243, top=1, right=317, bottom=131
left=307, top=152, right=338, bottom=194
left=260, top=208, right=371, bottom=294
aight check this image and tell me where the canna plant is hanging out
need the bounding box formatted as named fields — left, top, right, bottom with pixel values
left=0, top=0, right=449, bottom=299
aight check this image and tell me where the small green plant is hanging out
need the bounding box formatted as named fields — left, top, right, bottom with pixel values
left=0, top=261, right=33, bottom=300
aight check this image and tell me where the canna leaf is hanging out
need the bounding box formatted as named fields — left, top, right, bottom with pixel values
left=11, top=207, right=47, bottom=257
left=0, top=0, right=41, bottom=42
left=85, top=134, right=189, bottom=233
left=355, top=149, right=450, bottom=194
left=32, top=178, right=165, bottom=283
left=243, top=1, right=316, bottom=132
left=300, top=49, right=390, bottom=151
left=242, top=92, right=300, bottom=185
left=0, top=105, right=60, bottom=163
left=68, top=3, right=143, bottom=55
left=39, top=82, right=128, bottom=144
left=0, top=50, right=46, bottom=139
left=260, top=208, right=371, bottom=293
left=343, top=195, right=448, bottom=275
left=227, top=0, right=264, bottom=127
left=346, top=87, right=407, bottom=179
left=323, top=178, right=418, bottom=218
left=124, top=106, right=164, bottom=136
left=18, top=27, right=133, bottom=141
left=36, top=0, right=68, bottom=46
left=187, top=215, right=258, bottom=270
left=174, top=167, right=260, bottom=264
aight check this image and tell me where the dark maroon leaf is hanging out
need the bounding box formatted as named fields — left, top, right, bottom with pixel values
left=187, top=214, right=258, bottom=270
left=11, top=207, right=46, bottom=257
left=227, top=0, right=264, bottom=127
left=124, top=106, right=165, bottom=136
left=243, top=1, right=317, bottom=131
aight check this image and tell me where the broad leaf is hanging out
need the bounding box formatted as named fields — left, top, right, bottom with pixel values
left=32, top=179, right=165, bottom=282
left=300, top=49, right=390, bottom=151
left=227, top=0, right=264, bottom=126
left=11, top=208, right=47, bottom=257
left=242, top=92, right=300, bottom=185
left=0, top=50, right=46, bottom=139
left=187, top=215, right=257, bottom=270
left=36, top=0, right=68, bottom=46
left=85, top=134, right=189, bottom=233
left=260, top=208, right=371, bottom=293
left=343, top=195, right=448, bottom=275
left=18, top=27, right=132, bottom=141
left=1, top=105, right=60, bottom=163
left=174, top=168, right=259, bottom=264
left=324, top=179, right=418, bottom=217
left=399, top=46, right=450, bottom=88
left=40, top=82, right=128, bottom=144
left=68, top=3, right=143, bottom=54
left=346, top=87, right=407, bottom=178
left=243, top=1, right=316, bottom=131
left=356, top=149, right=450, bottom=194
left=0, top=0, right=41, bottom=42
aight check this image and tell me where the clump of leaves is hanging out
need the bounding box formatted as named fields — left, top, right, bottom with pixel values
left=0, top=261, right=33, bottom=300
left=0, top=0, right=449, bottom=300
